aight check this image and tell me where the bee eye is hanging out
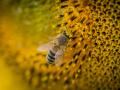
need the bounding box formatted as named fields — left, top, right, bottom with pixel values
left=58, top=37, right=66, bottom=45
left=59, top=37, right=66, bottom=43
left=63, top=38, right=66, bottom=42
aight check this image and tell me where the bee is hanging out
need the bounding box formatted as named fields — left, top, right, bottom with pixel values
left=37, top=31, right=70, bottom=65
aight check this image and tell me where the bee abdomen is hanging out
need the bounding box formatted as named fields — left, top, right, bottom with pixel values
left=47, top=55, right=55, bottom=64
left=49, top=50, right=55, bottom=56
left=47, top=50, right=56, bottom=64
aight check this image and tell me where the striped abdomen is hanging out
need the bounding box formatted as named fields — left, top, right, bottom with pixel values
left=46, top=50, right=56, bottom=64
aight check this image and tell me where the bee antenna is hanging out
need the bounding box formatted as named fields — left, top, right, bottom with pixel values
left=63, top=30, right=70, bottom=39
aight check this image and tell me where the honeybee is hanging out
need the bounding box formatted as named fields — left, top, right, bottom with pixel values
left=37, top=31, right=70, bottom=65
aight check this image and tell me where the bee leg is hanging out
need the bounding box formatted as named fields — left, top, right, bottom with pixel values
left=55, top=50, right=64, bottom=66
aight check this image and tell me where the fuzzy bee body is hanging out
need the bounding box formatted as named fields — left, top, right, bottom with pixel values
left=38, top=31, right=70, bottom=65
left=47, top=31, right=69, bottom=64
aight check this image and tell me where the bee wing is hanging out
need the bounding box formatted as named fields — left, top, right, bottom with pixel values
left=37, top=35, right=59, bottom=52
left=37, top=43, right=52, bottom=52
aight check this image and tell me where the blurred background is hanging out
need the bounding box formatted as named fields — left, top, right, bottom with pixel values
left=0, top=0, right=56, bottom=90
